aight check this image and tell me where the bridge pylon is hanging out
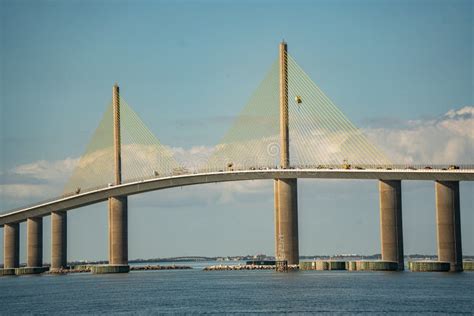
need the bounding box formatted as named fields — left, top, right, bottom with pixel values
left=94, top=83, right=129, bottom=274
left=274, top=42, right=299, bottom=266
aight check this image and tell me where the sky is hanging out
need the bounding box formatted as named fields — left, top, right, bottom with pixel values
left=0, top=0, right=473, bottom=263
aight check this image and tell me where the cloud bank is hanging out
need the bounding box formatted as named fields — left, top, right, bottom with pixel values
left=364, top=106, right=473, bottom=164
left=1, top=106, right=472, bottom=209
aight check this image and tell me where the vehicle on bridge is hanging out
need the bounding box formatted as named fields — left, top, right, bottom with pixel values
left=342, top=159, right=351, bottom=170
left=172, top=167, right=188, bottom=176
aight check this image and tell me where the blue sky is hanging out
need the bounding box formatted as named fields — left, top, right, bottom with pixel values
left=0, top=0, right=473, bottom=262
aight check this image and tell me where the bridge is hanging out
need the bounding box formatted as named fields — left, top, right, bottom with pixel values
left=1, top=42, right=472, bottom=274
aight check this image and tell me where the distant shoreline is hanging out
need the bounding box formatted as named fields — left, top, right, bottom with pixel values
left=63, top=254, right=474, bottom=267
left=2, top=254, right=473, bottom=269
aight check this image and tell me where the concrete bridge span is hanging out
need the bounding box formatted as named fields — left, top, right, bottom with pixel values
left=1, top=168, right=473, bottom=225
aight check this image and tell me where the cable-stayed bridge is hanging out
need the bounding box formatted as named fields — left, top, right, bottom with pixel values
left=1, top=43, right=472, bottom=275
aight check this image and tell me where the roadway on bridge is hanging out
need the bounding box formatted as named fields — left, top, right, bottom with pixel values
left=1, top=168, right=473, bottom=225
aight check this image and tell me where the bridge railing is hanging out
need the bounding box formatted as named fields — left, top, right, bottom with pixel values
left=193, top=164, right=474, bottom=173
left=1, top=164, right=473, bottom=216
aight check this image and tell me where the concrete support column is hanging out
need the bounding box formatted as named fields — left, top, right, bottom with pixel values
left=4, top=223, right=20, bottom=268
left=51, top=211, right=67, bottom=270
left=101, top=83, right=129, bottom=271
left=435, top=181, right=462, bottom=272
left=379, top=180, right=404, bottom=270
left=109, top=196, right=128, bottom=265
left=274, top=180, right=280, bottom=256
left=27, top=217, right=43, bottom=267
left=275, top=178, right=299, bottom=264
left=274, top=41, right=299, bottom=266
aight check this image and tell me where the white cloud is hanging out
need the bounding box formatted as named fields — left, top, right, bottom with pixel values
left=215, top=180, right=272, bottom=204
left=171, top=145, right=215, bottom=170
left=0, top=184, right=54, bottom=199
left=1, top=158, right=79, bottom=208
left=12, top=157, right=79, bottom=182
left=364, top=106, right=474, bottom=164
left=444, top=106, right=474, bottom=119
left=437, top=106, right=474, bottom=139
left=134, top=180, right=272, bottom=208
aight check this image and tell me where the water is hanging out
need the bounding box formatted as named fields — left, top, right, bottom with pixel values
left=1, top=266, right=473, bottom=314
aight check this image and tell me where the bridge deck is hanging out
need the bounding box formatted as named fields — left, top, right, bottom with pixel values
left=1, top=168, right=473, bottom=225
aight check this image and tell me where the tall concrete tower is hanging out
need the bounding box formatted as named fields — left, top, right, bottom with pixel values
left=108, top=83, right=128, bottom=268
left=279, top=42, right=289, bottom=169
left=113, top=83, right=122, bottom=185
left=274, top=42, right=299, bottom=265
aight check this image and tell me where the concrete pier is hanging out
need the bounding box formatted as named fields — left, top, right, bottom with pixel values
left=275, top=179, right=299, bottom=264
left=409, top=261, right=450, bottom=272
left=300, top=261, right=346, bottom=271
left=51, top=211, right=67, bottom=270
left=435, top=181, right=462, bottom=272
left=4, top=223, right=20, bottom=269
left=274, top=180, right=280, bottom=257
left=1, top=268, right=16, bottom=276
left=91, top=265, right=130, bottom=274
left=464, top=261, right=474, bottom=271
left=16, top=267, right=49, bottom=275
left=350, top=260, right=399, bottom=271
left=27, top=217, right=43, bottom=268
left=109, top=196, right=128, bottom=265
left=274, top=42, right=299, bottom=265
left=379, top=180, right=404, bottom=270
